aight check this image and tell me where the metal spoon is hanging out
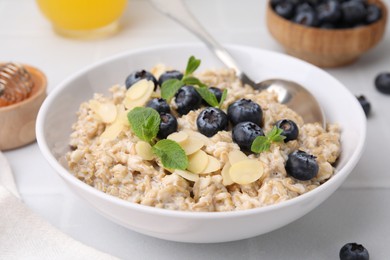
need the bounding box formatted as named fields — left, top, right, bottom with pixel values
left=149, top=0, right=326, bottom=127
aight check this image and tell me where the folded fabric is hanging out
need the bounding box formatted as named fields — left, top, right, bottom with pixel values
left=0, top=151, right=118, bottom=260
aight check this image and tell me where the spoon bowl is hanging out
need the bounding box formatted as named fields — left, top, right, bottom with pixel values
left=149, top=0, right=326, bottom=127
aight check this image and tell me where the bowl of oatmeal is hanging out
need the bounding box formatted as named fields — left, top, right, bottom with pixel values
left=36, top=43, right=366, bottom=243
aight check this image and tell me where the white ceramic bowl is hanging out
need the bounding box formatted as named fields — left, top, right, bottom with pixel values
left=36, top=44, right=366, bottom=243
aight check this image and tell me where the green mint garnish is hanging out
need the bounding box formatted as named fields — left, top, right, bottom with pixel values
left=127, top=107, right=187, bottom=170
left=152, top=139, right=188, bottom=170
left=195, top=87, right=219, bottom=107
left=219, top=89, right=228, bottom=108
left=127, top=107, right=160, bottom=144
left=182, top=76, right=207, bottom=88
left=161, top=79, right=184, bottom=102
left=185, top=56, right=201, bottom=76
left=251, top=126, right=286, bottom=153
left=161, top=56, right=228, bottom=108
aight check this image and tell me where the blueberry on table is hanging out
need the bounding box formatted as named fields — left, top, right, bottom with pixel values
left=339, top=242, right=369, bottom=260
left=158, top=70, right=183, bottom=86
left=232, top=122, right=264, bottom=152
left=196, top=107, right=228, bottom=137
left=228, top=99, right=263, bottom=126
left=317, top=0, right=342, bottom=24
left=366, top=4, right=382, bottom=24
left=157, top=113, right=178, bottom=139
left=275, top=119, right=299, bottom=142
left=341, top=1, right=367, bottom=25
left=125, top=70, right=158, bottom=90
left=285, top=150, right=319, bottom=181
left=175, top=85, right=202, bottom=115
left=375, top=72, right=390, bottom=94
left=356, top=95, right=371, bottom=116
left=146, top=98, right=170, bottom=114
left=274, top=2, right=295, bottom=19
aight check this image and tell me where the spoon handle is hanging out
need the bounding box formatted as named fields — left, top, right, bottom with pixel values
left=149, top=0, right=252, bottom=84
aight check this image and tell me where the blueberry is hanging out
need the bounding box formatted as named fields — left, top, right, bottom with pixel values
left=125, top=70, right=158, bottom=90
left=158, top=70, right=183, bottom=86
left=366, top=4, right=382, bottom=24
left=296, top=3, right=314, bottom=14
left=375, top=72, right=390, bottom=94
left=175, top=85, right=202, bottom=115
left=317, top=0, right=342, bottom=24
left=275, top=119, right=299, bottom=142
left=196, top=107, right=228, bottom=137
left=228, top=99, right=263, bottom=126
left=320, top=22, right=336, bottom=29
left=356, top=95, right=371, bottom=116
left=339, top=242, right=369, bottom=260
left=146, top=98, right=170, bottom=114
left=341, top=1, right=367, bottom=25
left=274, top=2, right=295, bottom=19
left=270, top=0, right=284, bottom=8
left=157, top=113, right=178, bottom=139
left=285, top=150, right=319, bottom=181
left=232, top=122, right=264, bottom=152
left=293, top=9, right=319, bottom=27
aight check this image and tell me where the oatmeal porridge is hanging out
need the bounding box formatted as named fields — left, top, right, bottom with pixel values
left=66, top=57, right=341, bottom=212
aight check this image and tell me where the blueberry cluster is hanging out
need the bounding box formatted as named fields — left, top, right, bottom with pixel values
left=125, top=68, right=319, bottom=181
left=126, top=69, right=185, bottom=138
left=271, top=0, right=382, bottom=29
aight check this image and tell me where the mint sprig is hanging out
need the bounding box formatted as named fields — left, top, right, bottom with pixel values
left=127, top=107, right=160, bottom=144
left=185, top=56, right=201, bottom=75
left=251, top=126, right=286, bottom=153
left=152, top=139, right=188, bottom=170
left=161, top=79, right=184, bottom=101
left=160, top=56, right=228, bottom=108
left=127, top=107, right=188, bottom=170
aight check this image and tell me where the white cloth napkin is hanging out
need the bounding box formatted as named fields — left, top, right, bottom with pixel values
left=0, top=151, right=118, bottom=260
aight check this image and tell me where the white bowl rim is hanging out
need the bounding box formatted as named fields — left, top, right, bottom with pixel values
left=36, top=42, right=367, bottom=219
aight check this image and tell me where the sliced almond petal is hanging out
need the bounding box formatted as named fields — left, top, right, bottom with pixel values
left=123, top=80, right=154, bottom=110
left=181, top=137, right=205, bottom=155
left=200, top=155, right=221, bottom=174
left=221, top=162, right=234, bottom=186
left=187, top=150, right=209, bottom=174
left=173, top=169, right=199, bottom=182
left=167, top=131, right=189, bottom=145
left=100, top=121, right=124, bottom=141
left=229, top=159, right=264, bottom=185
left=98, top=102, right=117, bottom=123
left=125, top=79, right=150, bottom=100
left=135, top=141, right=154, bottom=160
left=228, top=150, right=248, bottom=165
left=183, top=130, right=212, bottom=145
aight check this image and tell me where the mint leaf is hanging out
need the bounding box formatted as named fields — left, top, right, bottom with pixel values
left=185, top=56, right=201, bottom=76
left=182, top=76, right=207, bottom=88
left=251, top=126, right=286, bottom=153
left=251, top=136, right=270, bottom=153
left=219, top=89, right=228, bottom=108
left=152, top=139, right=188, bottom=170
left=127, top=107, right=160, bottom=143
left=161, top=79, right=184, bottom=102
left=195, top=87, right=219, bottom=107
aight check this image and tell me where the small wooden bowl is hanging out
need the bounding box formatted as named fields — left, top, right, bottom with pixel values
left=266, top=0, right=388, bottom=67
left=0, top=64, right=47, bottom=150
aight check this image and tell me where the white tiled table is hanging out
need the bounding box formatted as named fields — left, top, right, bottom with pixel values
left=1, top=0, right=390, bottom=259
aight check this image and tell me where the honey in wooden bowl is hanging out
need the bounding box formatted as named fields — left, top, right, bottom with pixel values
left=0, top=64, right=47, bottom=150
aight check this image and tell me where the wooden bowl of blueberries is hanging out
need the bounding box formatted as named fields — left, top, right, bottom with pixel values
left=266, top=0, right=387, bottom=67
